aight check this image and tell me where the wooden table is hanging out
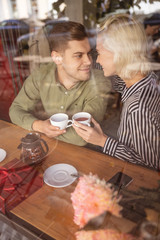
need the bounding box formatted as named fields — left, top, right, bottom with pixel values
left=0, top=120, right=160, bottom=240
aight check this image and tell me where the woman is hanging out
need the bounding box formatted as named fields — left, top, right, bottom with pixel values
left=73, top=14, right=160, bottom=170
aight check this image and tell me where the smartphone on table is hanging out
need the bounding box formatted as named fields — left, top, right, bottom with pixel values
left=107, top=171, right=133, bottom=188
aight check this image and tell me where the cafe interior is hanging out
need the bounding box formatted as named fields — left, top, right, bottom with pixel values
left=0, top=0, right=160, bottom=239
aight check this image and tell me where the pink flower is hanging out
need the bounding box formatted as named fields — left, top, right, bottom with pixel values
left=71, top=174, right=122, bottom=228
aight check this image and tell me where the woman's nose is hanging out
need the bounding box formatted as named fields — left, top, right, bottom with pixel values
left=96, top=54, right=100, bottom=64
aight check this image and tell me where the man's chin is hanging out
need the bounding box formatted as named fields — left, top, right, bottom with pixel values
left=79, top=73, right=91, bottom=81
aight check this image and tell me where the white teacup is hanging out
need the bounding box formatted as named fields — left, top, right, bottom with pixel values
left=50, top=113, right=72, bottom=130
left=72, top=112, right=91, bottom=126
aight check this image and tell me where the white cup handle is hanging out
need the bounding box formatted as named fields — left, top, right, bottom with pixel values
left=66, top=120, right=73, bottom=128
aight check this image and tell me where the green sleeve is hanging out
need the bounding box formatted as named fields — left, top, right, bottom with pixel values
left=9, top=69, right=41, bottom=130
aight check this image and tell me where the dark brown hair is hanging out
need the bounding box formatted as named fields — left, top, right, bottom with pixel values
left=48, top=21, right=88, bottom=52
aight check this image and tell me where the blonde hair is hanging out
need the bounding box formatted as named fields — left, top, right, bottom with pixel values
left=98, top=14, right=150, bottom=80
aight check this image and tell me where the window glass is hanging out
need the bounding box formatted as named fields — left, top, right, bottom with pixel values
left=0, top=1, right=160, bottom=239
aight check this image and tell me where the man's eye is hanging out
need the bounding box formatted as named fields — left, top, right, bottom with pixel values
left=75, top=55, right=82, bottom=58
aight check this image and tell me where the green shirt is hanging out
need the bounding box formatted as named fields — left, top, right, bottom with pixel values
left=9, top=63, right=111, bottom=146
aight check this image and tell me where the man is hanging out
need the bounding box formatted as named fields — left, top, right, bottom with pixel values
left=73, top=14, right=160, bottom=169
left=9, top=21, right=110, bottom=146
left=144, top=13, right=160, bottom=58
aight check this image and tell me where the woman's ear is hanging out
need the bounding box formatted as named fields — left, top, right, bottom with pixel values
left=51, top=51, right=63, bottom=64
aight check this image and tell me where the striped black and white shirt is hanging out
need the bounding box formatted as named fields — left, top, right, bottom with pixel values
left=103, top=72, right=160, bottom=170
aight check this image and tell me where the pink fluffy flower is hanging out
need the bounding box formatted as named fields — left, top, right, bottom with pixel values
left=71, top=174, right=122, bottom=228
left=75, top=229, right=140, bottom=240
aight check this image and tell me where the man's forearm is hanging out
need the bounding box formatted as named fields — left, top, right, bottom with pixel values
left=9, top=104, right=38, bottom=131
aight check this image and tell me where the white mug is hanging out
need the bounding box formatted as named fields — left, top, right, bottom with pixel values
left=72, top=112, right=91, bottom=126
left=50, top=113, right=72, bottom=130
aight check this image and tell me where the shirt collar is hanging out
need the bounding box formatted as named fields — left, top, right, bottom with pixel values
left=54, top=66, right=82, bottom=91
left=121, top=72, right=156, bottom=102
left=112, top=75, right=126, bottom=94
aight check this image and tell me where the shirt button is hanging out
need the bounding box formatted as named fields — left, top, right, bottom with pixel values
left=65, top=91, right=68, bottom=95
left=60, top=106, right=64, bottom=109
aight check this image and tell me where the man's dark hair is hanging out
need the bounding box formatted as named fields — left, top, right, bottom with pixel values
left=48, top=21, right=88, bottom=52
left=144, top=13, right=160, bottom=28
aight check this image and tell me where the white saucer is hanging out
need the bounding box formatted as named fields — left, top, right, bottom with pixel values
left=43, top=163, right=78, bottom=188
left=0, top=148, right=6, bottom=162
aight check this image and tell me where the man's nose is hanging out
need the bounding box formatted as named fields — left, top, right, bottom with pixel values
left=83, top=55, right=92, bottom=65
